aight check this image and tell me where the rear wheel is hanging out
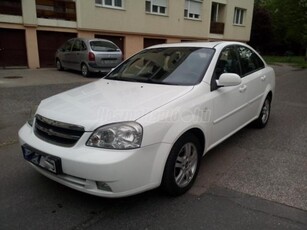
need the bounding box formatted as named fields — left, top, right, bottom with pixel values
left=56, top=59, right=63, bottom=71
left=161, top=133, right=202, bottom=196
left=81, top=63, right=90, bottom=77
left=253, top=96, right=271, bottom=128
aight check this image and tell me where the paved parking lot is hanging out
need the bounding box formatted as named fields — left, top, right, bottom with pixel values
left=190, top=64, right=307, bottom=211
left=0, top=65, right=306, bottom=229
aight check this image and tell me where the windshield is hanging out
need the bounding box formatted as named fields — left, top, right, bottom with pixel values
left=90, top=41, right=119, bottom=52
left=105, top=47, right=215, bottom=85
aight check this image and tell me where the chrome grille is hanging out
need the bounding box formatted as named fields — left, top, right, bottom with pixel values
left=34, top=114, right=85, bottom=147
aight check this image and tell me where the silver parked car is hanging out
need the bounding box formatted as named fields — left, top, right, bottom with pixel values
left=55, top=38, right=123, bottom=77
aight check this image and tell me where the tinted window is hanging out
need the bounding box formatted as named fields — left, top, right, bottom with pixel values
left=62, top=39, right=74, bottom=52
left=214, top=46, right=240, bottom=79
left=211, top=46, right=241, bottom=91
left=106, top=47, right=215, bottom=86
left=90, top=41, right=119, bottom=51
left=72, top=39, right=83, bottom=51
left=237, top=46, right=265, bottom=76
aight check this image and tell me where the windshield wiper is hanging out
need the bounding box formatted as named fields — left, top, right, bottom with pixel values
left=136, top=78, right=179, bottom=85
left=107, top=76, right=138, bottom=82
left=106, top=75, right=179, bottom=85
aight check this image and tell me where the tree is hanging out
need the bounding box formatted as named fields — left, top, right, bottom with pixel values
left=250, top=0, right=307, bottom=55
left=249, top=4, right=273, bottom=54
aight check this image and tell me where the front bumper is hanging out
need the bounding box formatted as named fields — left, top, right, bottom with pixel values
left=18, top=124, right=171, bottom=198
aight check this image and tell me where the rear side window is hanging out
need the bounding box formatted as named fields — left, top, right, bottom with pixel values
left=72, top=39, right=87, bottom=51
left=237, top=46, right=265, bottom=76
left=62, top=39, right=74, bottom=52
left=90, top=41, right=119, bottom=52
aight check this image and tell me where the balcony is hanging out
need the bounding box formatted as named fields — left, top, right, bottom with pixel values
left=36, top=0, right=76, bottom=21
left=210, top=22, right=225, bottom=34
left=0, top=0, right=22, bottom=16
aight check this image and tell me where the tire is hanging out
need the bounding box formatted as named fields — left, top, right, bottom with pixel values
left=56, top=59, right=63, bottom=71
left=253, top=96, right=271, bottom=128
left=81, top=63, right=90, bottom=77
left=161, top=133, right=202, bottom=196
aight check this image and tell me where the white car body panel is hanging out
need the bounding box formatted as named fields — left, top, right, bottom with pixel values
left=38, top=80, right=193, bottom=131
left=19, top=41, right=276, bottom=197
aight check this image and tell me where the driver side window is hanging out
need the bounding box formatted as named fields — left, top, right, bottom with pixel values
left=211, top=46, right=240, bottom=91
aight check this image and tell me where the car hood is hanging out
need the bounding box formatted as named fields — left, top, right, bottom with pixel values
left=37, top=79, right=194, bottom=131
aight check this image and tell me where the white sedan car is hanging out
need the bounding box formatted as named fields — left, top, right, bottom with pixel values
left=19, top=42, right=275, bottom=198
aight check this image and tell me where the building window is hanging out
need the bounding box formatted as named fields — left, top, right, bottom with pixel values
left=145, top=0, right=167, bottom=15
left=36, top=0, right=76, bottom=21
left=210, top=2, right=225, bottom=34
left=233, top=7, right=245, bottom=25
left=184, top=0, right=202, bottom=20
left=211, top=2, right=222, bottom=22
left=0, top=0, right=22, bottom=16
left=95, top=0, right=124, bottom=9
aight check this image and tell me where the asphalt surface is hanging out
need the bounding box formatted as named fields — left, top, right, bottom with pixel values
left=0, top=66, right=306, bottom=229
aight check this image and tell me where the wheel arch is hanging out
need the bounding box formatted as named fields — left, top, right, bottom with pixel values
left=160, top=127, right=206, bottom=195
left=165, top=127, right=206, bottom=158
left=80, top=62, right=90, bottom=77
left=257, top=89, right=273, bottom=116
left=267, top=91, right=273, bottom=102
left=180, top=128, right=205, bottom=156
left=80, top=61, right=88, bottom=69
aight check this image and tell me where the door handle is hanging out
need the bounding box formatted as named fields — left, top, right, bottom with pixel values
left=261, top=75, right=266, bottom=81
left=239, top=85, right=247, bottom=93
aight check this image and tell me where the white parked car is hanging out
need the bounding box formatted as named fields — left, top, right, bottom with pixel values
left=19, top=42, right=275, bottom=198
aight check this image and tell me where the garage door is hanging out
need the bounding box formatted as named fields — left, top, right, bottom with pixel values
left=0, top=28, right=27, bottom=68
left=95, top=34, right=125, bottom=57
left=144, top=38, right=166, bottom=48
left=37, top=31, right=76, bottom=68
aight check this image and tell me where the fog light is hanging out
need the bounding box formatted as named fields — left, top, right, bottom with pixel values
left=96, top=181, right=112, bottom=192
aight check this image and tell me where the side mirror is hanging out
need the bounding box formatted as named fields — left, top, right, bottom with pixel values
left=216, top=73, right=242, bottom=87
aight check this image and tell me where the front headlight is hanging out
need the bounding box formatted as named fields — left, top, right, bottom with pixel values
left=86, top=122, right=143, bottom=149
left=28, top=105, right=39, bottom=127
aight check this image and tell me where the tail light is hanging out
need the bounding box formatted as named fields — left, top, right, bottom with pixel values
left=88, top=52, right=95, bottom=61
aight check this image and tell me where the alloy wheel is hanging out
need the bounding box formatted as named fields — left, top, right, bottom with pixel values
left=174, top=142, right=198, bottom=188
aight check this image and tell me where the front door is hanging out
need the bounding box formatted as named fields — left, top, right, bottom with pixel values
left=210, top=46, right=249, bottom=144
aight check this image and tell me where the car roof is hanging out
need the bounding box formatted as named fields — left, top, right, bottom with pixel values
left=77, top=38, right=116, bottom=43
left=146, top=41, right=247, bottom=49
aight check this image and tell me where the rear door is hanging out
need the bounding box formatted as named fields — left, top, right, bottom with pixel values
left=70, top=39, right=87, bottom=70
left=60, top=39, right=75, bottom=69
left=236, top=45, right=266, bottom=120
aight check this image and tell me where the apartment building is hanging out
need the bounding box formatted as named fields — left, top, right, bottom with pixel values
left=0, top=0, right=254, bottom=69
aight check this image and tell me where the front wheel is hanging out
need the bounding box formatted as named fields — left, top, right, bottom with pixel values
left=161, top=133, right=202, bottom=196
left=253, top=96, right=271, bottom=128
left=81, top=63, right=90, bottom=77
